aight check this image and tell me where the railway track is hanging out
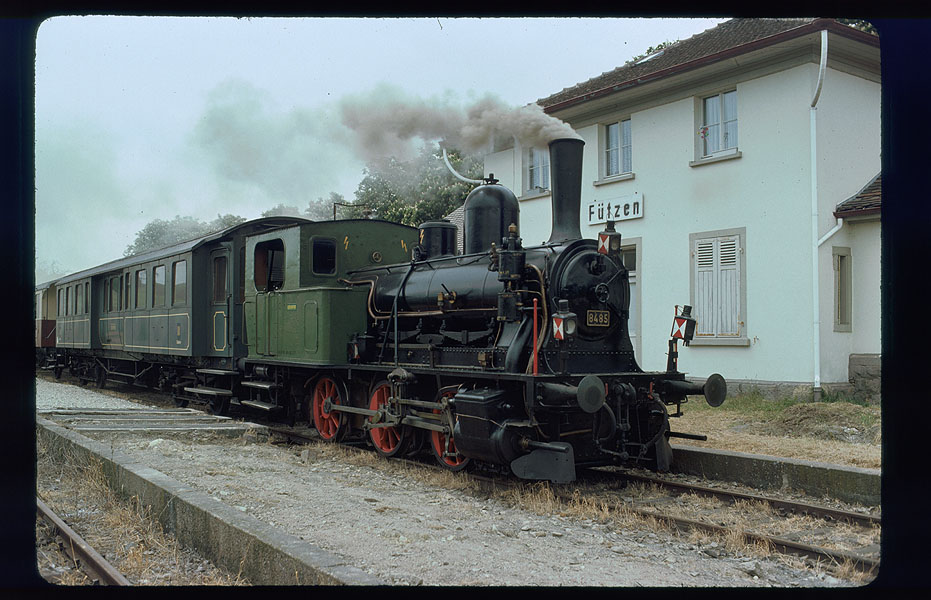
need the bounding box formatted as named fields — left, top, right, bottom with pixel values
left=36, top=496, right=130, bottom=586
left=573, top=470, right=880, bottom=574
left=265, top=424, right=880, bottom=576
left=603, top=470, right=880, bottom=528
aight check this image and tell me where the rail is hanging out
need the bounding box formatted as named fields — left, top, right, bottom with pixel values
left=37, top=496, right=131, bottom=586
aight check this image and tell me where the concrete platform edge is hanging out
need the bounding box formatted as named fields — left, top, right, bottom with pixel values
left=671, top=444, right=881, bottom=506
left=36, top=417, right=385, bottom=586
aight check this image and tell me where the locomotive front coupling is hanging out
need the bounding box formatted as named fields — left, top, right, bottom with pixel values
left=662, top=374, right=727, bottom=408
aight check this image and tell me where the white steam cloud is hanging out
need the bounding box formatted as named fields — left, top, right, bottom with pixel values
left=338, top=83, right=580, bottom=163
left=192, top=80, right=581, bottom=200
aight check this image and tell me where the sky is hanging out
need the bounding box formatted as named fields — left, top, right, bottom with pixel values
left=34, top=15, right=727, bottom=281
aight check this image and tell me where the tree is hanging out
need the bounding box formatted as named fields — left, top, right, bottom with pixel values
left=346, top=146, right=483, bottom=227
left=307, top=192, right=346, bottom=221
left=208, top=213, right=247, bottom=231
left=123, top=213, right=246, bottom=256
left=35, top=258, right=69, bottom=286
left=261, top=203, right=302, bottom=218
left=626, top=40, right=677, bottom=65
left=837, top=19, right=878, bottom=35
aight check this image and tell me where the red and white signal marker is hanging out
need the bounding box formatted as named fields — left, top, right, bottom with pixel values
left=671, top=317, right=688, bottom=340
left=553, top=316, right=565, bottom=340
left=597, top=233, right=610, bottom=255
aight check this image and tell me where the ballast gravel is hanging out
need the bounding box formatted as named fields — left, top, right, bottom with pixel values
left=35, top=378, right=859, bottom=587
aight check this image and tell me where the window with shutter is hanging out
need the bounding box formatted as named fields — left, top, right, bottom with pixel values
left=691, top=229, right=745, bottom=343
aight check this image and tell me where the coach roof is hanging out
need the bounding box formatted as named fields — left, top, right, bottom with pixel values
left=54, top=216, right=311, bottom=285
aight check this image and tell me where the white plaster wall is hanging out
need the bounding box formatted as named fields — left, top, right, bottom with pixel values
left=813, top=66, right=882, bottom=383
left=484, top=149, right=518, bottom=192
left=849, top=220, right=882, bottom=355
left=818, top=219, right=881, bottom=382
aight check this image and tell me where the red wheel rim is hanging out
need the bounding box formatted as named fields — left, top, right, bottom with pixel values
left=431, top=390, right=469, bottom=469
left=431, top=427, right=467, bottom=468
left=313, top=377, right=341, bottom=440
left=369, top=383, right=403, bottom=453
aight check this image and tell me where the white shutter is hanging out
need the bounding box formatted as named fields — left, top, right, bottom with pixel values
left=717, top=235, right=740, bottom=336
left=693, top=235, right=741, bottom=337
left=694, top=238, right=715, bottom=336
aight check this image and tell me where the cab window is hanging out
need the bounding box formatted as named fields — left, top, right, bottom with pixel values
left=312, top=238, right=337, bottom=275
left=254, top=239, right=285, bottom=291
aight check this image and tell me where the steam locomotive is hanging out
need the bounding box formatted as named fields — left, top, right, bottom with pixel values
left=36, top=137, right=725, bottom=483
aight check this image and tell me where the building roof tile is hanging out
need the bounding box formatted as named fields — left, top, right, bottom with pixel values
left=835, top=173, right=881, bottom=218
left=537, top=18, right=873, bottom=112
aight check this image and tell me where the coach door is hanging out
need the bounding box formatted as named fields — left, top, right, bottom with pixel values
left=208, top=248, right=232, bottom=356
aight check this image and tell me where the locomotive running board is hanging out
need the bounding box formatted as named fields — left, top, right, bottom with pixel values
left=510, top=442, right=576, bottom=484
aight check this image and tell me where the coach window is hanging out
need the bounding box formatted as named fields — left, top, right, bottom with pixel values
left=312, top=238, right=337, bottom=275
left=110, top=276, right=120, bottom=312
left=213, top=256, right=227, bottom=302
left=124, top=275, right=131, bottom=311
left=153, top=265, right=166, bottom=307
left=254, top=239, right=285, bottom=291
left=135, top=269, right=147, bottom=309
left=76, top=283, right=83, bottom=315
left=65, top=287, right=70, bottom=316
left=172, top=260, right=187, bottom=306
left=85, top=282, right=89, bottom=314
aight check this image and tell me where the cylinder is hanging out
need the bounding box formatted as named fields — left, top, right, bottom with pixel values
left=547, top=138, right=585, bottom=244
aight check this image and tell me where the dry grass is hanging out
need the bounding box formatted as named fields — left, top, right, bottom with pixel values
left=673, top=393, right=881, bottom=469
left=36, top=437, right=248, bottom=586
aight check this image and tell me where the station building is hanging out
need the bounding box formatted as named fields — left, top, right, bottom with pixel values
left=479, top=18, right=881, bottom=400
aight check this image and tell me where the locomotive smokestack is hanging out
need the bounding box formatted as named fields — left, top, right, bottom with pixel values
left=547, top=137, right=585, bottom=244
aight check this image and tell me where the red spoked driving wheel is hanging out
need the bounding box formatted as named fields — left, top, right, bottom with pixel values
left=368, top=381, right=409, bottom=457
left=312, top=376, right=346, bottom=441
left=430, top=389, right=471, bottom=471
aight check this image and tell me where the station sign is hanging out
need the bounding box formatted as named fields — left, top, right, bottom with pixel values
left=586, top=192, right=643, bottom=226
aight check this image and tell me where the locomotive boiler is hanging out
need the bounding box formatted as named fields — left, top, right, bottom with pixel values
left=336, top=137, right=726, bottom=482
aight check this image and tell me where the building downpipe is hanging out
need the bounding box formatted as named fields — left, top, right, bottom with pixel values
left=810, top=28, right=828, bottom=400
